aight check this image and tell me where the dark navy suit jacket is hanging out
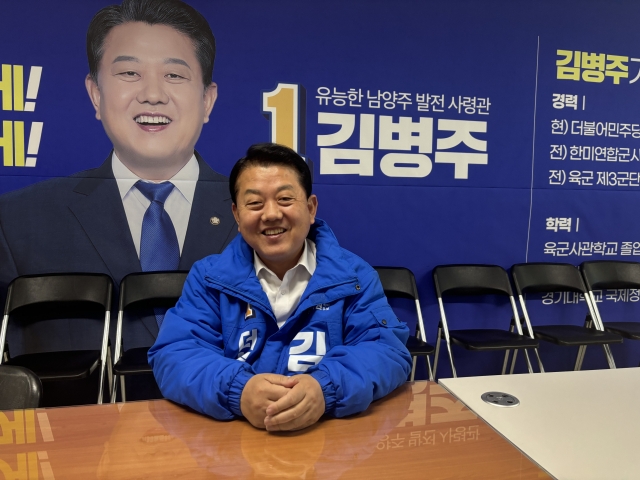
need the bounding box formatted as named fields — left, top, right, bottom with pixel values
left=0, top=152, right=237, bottom=357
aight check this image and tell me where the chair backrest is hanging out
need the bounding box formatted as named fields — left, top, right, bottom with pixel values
left=4, top=273, right=113, bottom=316
left=374, top=267, right=418, bottom=300
left=511, top=263, right=586, bottom=295
left=581, top=261, right=640, bottom=291
left=0, top=365, right=42, bottom=410
left=433, top=265, right=513, bottom=297
left=119, top=271, right=189, bottom=311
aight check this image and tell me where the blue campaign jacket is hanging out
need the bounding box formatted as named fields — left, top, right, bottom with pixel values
left=148, top=218, right=411, bottom=420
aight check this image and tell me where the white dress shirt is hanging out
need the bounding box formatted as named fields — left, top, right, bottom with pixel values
left=112, top=152, right=199, bottom=257
left=254, top=239, right=317, bottom=329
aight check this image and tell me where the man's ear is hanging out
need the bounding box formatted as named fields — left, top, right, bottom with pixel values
left=307, top=194, right=318, bottom=224
left=232, top=202, right=240, bottom=225
left=203, top=82, right=218, bottom=124
left=85, top=74, right=101, bottom=120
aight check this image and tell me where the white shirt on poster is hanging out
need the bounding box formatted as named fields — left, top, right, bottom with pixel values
left=112, top=151, right=198, bottom=257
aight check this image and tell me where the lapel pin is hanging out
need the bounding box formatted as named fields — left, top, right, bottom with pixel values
left=210, top=216, right=220, bottom=225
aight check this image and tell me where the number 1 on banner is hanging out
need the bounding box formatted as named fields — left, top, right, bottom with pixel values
left=262, top=83, right=305, bottom=154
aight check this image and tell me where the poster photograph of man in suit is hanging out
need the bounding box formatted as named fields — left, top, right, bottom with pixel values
left=0, top=0, right=236, bottom=403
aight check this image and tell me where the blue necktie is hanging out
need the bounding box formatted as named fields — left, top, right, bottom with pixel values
left=136, top=181, right=180, bottom=327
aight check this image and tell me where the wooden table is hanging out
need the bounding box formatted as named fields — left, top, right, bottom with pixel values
left=440, top=368, right=640, bottom=480
left=0, top=381, right=549, bottom=479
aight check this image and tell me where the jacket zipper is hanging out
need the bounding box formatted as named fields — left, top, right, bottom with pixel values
left=204, top=276, right=274, bottom=319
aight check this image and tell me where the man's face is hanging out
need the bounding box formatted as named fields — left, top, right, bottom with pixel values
left=85, top=22, right=217, bottom=179
left=232, top=165, right=318, bottom=277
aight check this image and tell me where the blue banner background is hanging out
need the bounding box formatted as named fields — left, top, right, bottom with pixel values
left=1, top=0, right=639, bottom=377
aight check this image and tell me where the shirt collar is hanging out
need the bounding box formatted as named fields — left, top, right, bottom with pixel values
left=111, top=151, right=199, bottom=203
left=254, top=238, right=317, bottom=279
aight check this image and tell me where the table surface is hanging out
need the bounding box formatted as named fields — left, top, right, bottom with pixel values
left=0, top=381, right=550, bottom=479
left=440, top=368, right=640, bottom=480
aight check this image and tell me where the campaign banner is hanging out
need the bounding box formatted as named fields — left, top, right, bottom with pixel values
left=1, top=0, right=638, bottom=377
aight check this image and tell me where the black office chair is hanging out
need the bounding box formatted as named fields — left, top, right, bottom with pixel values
left=581, top=260, right=640, bottom=351
left=0, top=365, right=42, bottom=410
left=0, top=273, right=113, bottom=404
left=374, top=267, right=435, bottom=381
left=432, top=265, right=539, bottom=378
left=511, top=263, right=621, bottom=370
left=111, top=271, right=188, bottom=403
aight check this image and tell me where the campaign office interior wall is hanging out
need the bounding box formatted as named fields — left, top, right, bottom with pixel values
left=1, top=0, right=639, bottom=377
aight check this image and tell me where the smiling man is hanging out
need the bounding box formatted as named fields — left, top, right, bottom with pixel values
left=0, top=0, right=236, bottom=403
left=149, top=143, right=412, bottom=431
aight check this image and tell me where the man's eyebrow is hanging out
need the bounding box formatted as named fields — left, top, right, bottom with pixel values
left=164, top=58, right=191, bottom=69
left=242, top=185, right=296, bottom=196
left=112, top=55, right=140, bottom=64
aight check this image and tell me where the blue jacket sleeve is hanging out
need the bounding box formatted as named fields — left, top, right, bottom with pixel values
left=148, top=261, right=254, bottom=420
left=308, top=267, right=412, bottom=418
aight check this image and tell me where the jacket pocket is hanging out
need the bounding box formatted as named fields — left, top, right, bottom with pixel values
left=370, top=305, right=402, bottom=329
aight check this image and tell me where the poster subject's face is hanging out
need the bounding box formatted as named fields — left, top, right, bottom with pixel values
left=87, top=21, right=216, bottom=173
left=233, top=165, right=318, bottom=276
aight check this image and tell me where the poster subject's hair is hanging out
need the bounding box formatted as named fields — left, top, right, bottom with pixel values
left=87, top=0, right=216, bottom=86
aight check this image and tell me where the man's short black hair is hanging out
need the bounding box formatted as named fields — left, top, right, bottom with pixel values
left=230, top=143, right=313, bottom=204
left=87, top=0, right=216, bottom=86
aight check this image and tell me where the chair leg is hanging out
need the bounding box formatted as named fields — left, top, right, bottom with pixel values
left=97, top=346, right=110, bottom=404
left=585, top=316, right=593, bottom=328
left=523, top=349, right=533, bottom=373
left=444, top=336, right=457, bottom=378
left=111, top=374, right=119, bottom=404
left=533, top=348, right=545, bottom=373
left=425, top=355, right=434, bottom=382
left=510, top=350, right=519, bottom=374
left=501, top=350, right=511, bottom=375
left=410, top=356, right=417, bottom=381
left=574, top=345, right=586, bottom=371
left=97, top=364, right=106, bottom=405
left=106, top=347, right=114, bottom=401
left=120, top=376, right=127, bottom=403
left=503, top=319, right=516, bottom=374
left=575, top=318, right=590, bottom=371
left=602, top=344, right=617, bottom=369
left=433, top=326, right=442, bottom=379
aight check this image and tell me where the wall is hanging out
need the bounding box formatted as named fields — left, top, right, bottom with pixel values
left=1, top=0, right=638, bottom=376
